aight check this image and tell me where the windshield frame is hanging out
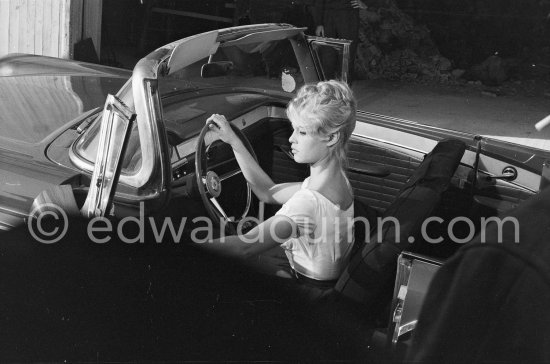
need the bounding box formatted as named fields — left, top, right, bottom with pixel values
left=69, top=24, right=318, bottom=192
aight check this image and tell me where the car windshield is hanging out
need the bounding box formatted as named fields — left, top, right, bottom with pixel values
left=74, top=35, right=305, bottom=175
left=166, top=37, right=305, bottom=94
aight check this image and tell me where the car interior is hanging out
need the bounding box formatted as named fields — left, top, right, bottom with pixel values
left=159, top=98, right=541, bottom=356
left=23, top=89, right=547, bottom=360
left=59, top=86, right=539, bottom=272
left=38, top=32, right=546, bottom=360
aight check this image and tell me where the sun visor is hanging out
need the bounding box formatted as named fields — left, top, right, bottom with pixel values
left=221, top=27, right=306, bottom=54
left=167, top=30, right=220, bottom=75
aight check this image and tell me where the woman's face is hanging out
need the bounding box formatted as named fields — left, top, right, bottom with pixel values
left=288, top=115, right=330, bottom=165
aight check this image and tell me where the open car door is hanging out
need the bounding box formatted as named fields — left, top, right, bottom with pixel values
left=306, top=36, right=352, bottom=82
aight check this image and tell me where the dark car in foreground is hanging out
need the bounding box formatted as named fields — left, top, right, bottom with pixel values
left=1, top=24, right=549, bottom=362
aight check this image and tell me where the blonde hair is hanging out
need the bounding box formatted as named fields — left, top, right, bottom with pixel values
left=286, top=80, right=357, bottom=168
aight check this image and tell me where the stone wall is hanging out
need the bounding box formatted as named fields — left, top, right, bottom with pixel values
left=355, top=0, right=550, bottom=86
left=356, top=0, right=451, bottom=83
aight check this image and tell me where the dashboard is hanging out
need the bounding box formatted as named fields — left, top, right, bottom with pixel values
left=165, top=91, right=289, bottom=181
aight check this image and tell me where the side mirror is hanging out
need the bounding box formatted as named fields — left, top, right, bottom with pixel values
left=201, top=61, right=234, bottom=78
left=81, top=94, right=135, bottom=218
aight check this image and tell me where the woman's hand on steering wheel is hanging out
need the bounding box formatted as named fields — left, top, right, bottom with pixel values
left=196, top=114, right=257, bottom=232
left=206, top=114, right=238, bottom=145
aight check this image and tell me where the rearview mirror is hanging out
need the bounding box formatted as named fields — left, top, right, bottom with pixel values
left=81, top=95, right=135, bottom=218
left=201, top=61, right=234, bottom=78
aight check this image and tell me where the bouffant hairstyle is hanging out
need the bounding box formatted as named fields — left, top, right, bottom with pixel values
left=286, top=80, right=357, bottom=167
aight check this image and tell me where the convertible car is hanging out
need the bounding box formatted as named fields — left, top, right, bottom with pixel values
left=1, top=24, right=550, bottom=361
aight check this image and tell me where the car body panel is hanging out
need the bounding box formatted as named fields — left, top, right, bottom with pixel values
left=0, top=54, right=130, bottom=146
left=0, top=147, right=76, bottom=230
left=0, top=53, right=132, bottom=77
left=0, top=54, right=130, bottom=228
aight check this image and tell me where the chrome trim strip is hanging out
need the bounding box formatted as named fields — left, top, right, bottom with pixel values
left=0, top=205, right=28, bottom=218
left=219, top=169, right=242, bottom=181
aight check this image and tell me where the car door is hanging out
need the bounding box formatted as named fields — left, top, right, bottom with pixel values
left=349, top=110, right=548, bottom=219
left=468, top=136, right=548, bottom=215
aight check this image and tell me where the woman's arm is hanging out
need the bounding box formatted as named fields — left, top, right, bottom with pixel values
left=198, top=214, right=295, bottom=259
left=206, top=114, right=301, bottom=204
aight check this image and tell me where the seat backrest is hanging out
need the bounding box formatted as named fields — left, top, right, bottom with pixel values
left=335, top=138, right=466, bottom=319
left=408, top=186, right=550, bottom=363
left=351, top=198, right=379, bottom=256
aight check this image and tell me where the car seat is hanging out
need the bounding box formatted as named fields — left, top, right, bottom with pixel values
left=335, top=138, right=466, bottom=320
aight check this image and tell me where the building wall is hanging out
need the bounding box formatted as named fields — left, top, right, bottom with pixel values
left=0, top=0, right=102, bottom=59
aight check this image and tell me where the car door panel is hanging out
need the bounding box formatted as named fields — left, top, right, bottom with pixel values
left=473, top=181, right=535, bottom=215
left=348, top=138, right=422, bottom=211
left=471, top=149, right=539, bottom=215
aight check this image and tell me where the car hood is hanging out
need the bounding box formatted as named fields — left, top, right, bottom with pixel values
left=0, top=54, right=130, bottom=145
left=0, top=53, right=131, bottom=78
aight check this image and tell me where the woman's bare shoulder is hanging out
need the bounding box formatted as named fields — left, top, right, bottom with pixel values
left=314, top=176, right=353, bottom=209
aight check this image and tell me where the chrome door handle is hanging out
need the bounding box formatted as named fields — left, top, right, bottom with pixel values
left=485, top=166, right=517, bottom=181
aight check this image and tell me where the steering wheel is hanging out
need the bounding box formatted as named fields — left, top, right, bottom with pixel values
left=195, top=121, right=258, bottom=230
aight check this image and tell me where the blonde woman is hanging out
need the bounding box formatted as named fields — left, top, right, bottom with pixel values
left=203, top=80, right=357, bottom=285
